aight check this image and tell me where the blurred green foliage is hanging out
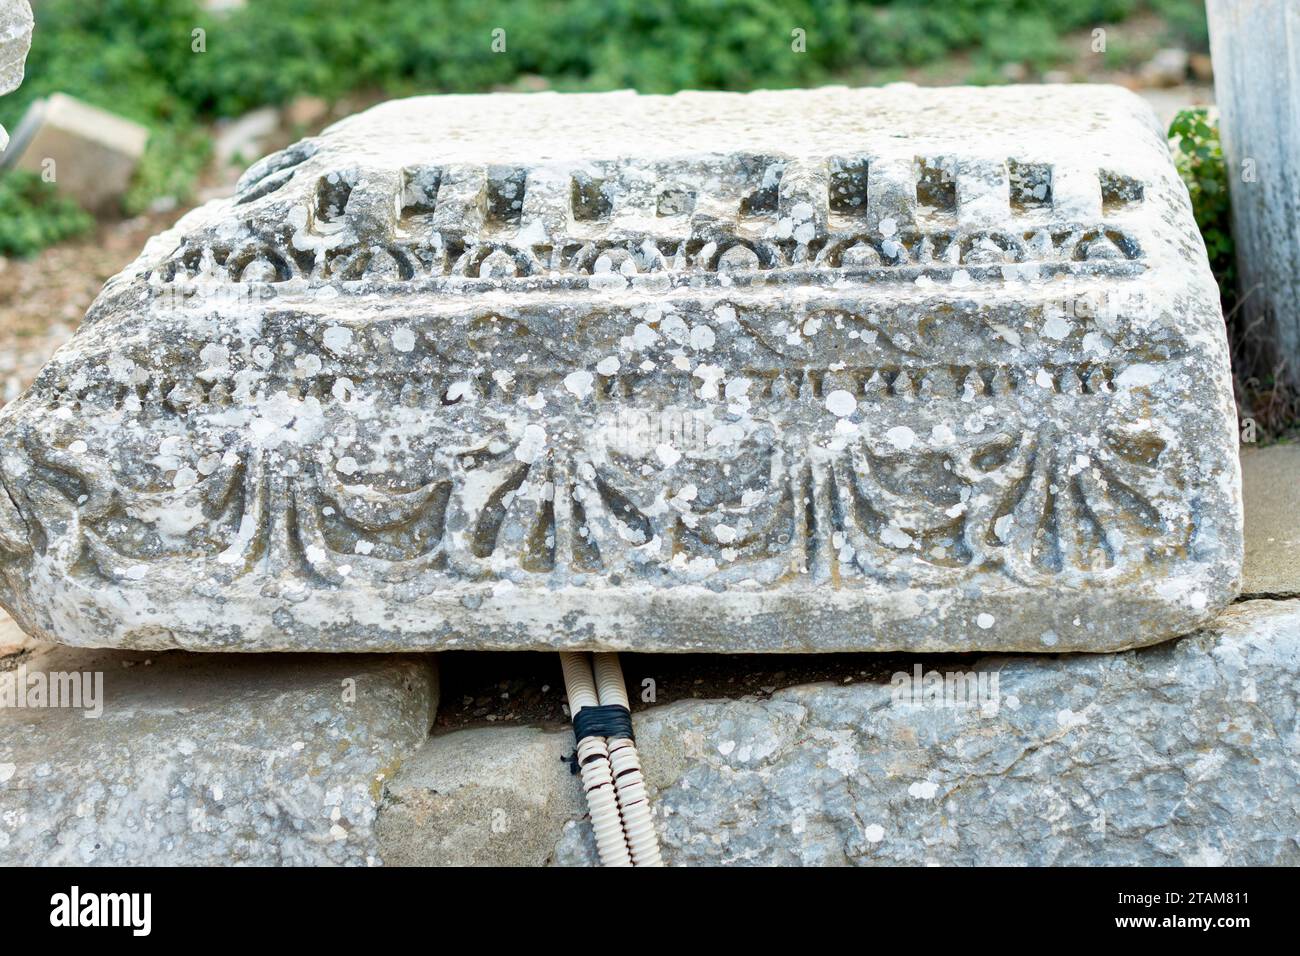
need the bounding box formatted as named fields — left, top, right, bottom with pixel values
left=1169, top=107, right=1234, bottom=315
left=0, top=170, right=93, bottom=257
left=0, top=0, right=1207, bottom=241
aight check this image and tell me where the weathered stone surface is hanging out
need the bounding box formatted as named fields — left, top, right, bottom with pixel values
left=0, top=0, right=31, bottom=98
left=0, top=87, right=1240, bottom=652
left=551, top=598, right=1300, bottom=866
left=2, top=93, right=150, bottom=213
left=0, top=646, right=437, bottom=865
left=1240, top=442, right=1300, bottom=597
left=0, top=0, right=33, bottom=152
left=377, top=724, right=582, bottom=866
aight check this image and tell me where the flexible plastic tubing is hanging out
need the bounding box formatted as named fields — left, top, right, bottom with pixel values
left=592, top=653, right=663, bottom=867
left=559, top=652, right=632, bottom=867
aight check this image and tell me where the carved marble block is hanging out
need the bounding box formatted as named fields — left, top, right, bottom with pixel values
left=0, top=87, right=1242, bottom=652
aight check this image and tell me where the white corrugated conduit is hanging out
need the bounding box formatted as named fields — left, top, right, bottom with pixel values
left=592, top=653, right=662, bottom=866
left=559, top=651, right=663, bottom=867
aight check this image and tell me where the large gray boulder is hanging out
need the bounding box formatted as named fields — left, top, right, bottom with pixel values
left=0, top=646, right=437, bottom=865
left=0, top=87, right=1239, bottom=652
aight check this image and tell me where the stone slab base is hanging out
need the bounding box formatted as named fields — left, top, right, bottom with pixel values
left=3, top=601, right=1293, bottom=865
left=375, top=598, right=1299, bottom=866
left=0, top=647, right=437, bottom=865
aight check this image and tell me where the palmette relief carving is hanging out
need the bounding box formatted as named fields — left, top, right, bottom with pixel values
left=0, top=88, right=1240, bottom=652
left=1, top=342, right=1189, bottom=595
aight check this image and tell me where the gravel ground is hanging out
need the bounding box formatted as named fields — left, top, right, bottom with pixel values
left=0, top=210, right=185, bottom=401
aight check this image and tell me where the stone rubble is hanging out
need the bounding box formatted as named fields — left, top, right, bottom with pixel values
left=5, top=596, right=1294, bottom=866
left=213, top=106, right=280, bottom=168
left=1139, top=48, right=1191, bottom=89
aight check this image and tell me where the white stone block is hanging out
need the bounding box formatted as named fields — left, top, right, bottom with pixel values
left=2, top=92, right=149, bottom=212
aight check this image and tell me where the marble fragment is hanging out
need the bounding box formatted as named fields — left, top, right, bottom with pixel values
left=0, top=87, right=1241, bottom=651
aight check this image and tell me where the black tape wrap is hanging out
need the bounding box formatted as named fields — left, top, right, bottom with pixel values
left=572, top=704, right=634, bottom=743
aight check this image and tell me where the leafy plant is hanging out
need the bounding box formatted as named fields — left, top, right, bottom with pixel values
left=1169, top=107, right=1234, bottom=315
left=0, top=170, right=94, bottom=257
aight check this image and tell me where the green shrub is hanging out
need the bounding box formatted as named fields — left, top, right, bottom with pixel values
left=0, top=170, right=94, bottom=257
left=1151, top=0, right=1210, bottom=49
left=0, top=0, right=1210, bottom=253
left=1169, top=107, right=1234, bottom=314
left=1, top=0, right=208, bottom=216
left=4, top=0, right=1207, bottom=128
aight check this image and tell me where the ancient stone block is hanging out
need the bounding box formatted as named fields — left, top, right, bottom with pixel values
left=0, top=87, right=1241, bottom=652
left=376, top=725, right=585, bottom=867
left=552, top=599, right=1300, bottom=866
left=2, top=93, right=150, bottom=213
left=0, top=646, right=437, bottom=865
